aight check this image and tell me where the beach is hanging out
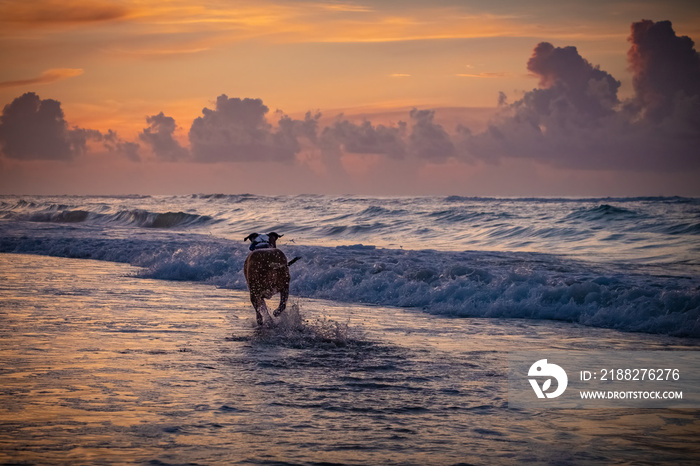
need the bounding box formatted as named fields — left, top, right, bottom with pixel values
left=2, top=6, right=699, bottom=462
left=2, top=253, right=699, bottom=465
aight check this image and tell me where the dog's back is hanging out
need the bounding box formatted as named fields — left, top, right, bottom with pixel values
left=244, top=248, right=290, bottom=299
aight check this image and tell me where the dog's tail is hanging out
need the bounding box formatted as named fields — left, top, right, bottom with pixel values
left=287, top=256, right=301, bottom=267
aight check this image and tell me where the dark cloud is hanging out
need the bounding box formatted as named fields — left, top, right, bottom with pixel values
left=320, top=117, right=406, bottom=159
left=408, top=108, right=455, bottom=161
left=527, top=42, right=620, bottom=118
left=276, top=111, right=321, bottom=154
left=188, top=95, right=307, bottom=163
left=0, top=92, right=98, bottom=161
left=463, top=20, right=700, bottom=171
left=628, top=19, right=700, bottom=121
left=464, top=42, right=624, bottom=168
left=4, top=19, right=697, bottom=179
left=0, top=92, right=142, bottom=163
left=319, top=108, right=459, bottom=163
left=104, top=129, right=140, bottom=162
left=139, top=112, right=188, bottom=161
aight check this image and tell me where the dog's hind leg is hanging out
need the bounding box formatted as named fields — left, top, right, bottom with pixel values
left=273, top=288, right=289, bottom=317
left=251, top=295, right=272, bottom=325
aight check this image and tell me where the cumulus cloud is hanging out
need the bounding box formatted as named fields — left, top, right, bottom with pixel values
left=463, top=20, right=700, bottom=171
left=0, top=92, right=98, bottom=161
left=104, top=129, right=140, bottom=162
left=188, top=95, right=311, bottom=163
left=320, top=117, right=406, bottom=159
left=139, top=112, right=188, bottom=161
left=628, top=19, right=700, bottom=121
left=319, top=108, right=458, bottom=163
left=526, top=42, right=620, bottom=118
left=0, top=92, right=144, bottom=163
left=463, top=41, right=625, bottom=168
left=275, top=110, right=321, bottom=155
left=408, top=108, right=455, bottom=161
left=3, top=19, right=697, bottom=179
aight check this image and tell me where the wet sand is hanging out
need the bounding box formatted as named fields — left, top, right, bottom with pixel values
left=1, top=253, right=699, bottom=465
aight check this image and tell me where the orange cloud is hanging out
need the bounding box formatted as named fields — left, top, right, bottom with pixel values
left=0, top=1, right=625, bottom=54
left=0, top=0, right=130, bottom=27
left=320, top=3, right=374, bottom=14
left=0, top=68, right=84, bottom=89
left=107, top=45, right=213, bottom=58
left=456, top=72, right=510, bottom=78
left=0, top=0, right=637, bottom=50
left=294, top=10, right=522, bottom=43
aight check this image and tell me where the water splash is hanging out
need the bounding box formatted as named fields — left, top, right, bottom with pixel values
left=251, top=302, right=361, bottom=348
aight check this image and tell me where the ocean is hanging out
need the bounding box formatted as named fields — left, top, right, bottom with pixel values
left=1, top=194, right=699, bottom=464
left=2, top=194, right=699, bottom=337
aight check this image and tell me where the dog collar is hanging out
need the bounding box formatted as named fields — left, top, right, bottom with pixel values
left=249, top=241, right=273, bottom=251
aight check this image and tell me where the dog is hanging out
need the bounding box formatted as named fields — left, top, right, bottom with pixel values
left=243, top=232, right=300, bottom=325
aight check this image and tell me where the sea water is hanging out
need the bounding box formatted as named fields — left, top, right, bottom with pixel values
left=1, top=253, right=699, bottom=464
left=1, top=195, right=700, bottom=463
left=1, top=194, right=698, bottom=337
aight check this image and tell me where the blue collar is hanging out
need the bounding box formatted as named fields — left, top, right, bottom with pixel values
left=250, top=242, right=273, bottom=251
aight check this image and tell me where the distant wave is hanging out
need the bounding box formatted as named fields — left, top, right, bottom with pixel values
left=662, top=222, right=700, bottom=235
left=193, top=193, right=257, bottom=203
left=2, top=194, right=699, bottom=262
left=28, top=210, right=91, bottom=223
left=566, top=204, right=639, bottom=221
left=107, top=210, right=215, bottom=229
left=444, top=195, right=698, bottom=204
left=91, top=194, right=153, bottom=200
left=427, top=208, right=514, bottom=223
left=5, top=205, right=215, bottom=229
left=358, top=205, right=409, bottom=217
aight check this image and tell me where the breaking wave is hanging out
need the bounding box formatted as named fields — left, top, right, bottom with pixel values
left=106, top=210, right=215, bottom=229
left=1, top=231, right=698, bottom=338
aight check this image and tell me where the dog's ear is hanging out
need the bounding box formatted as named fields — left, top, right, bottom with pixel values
left=244, top=233, right=259, bottom=242
left=267, top=232, right=282, bottom=247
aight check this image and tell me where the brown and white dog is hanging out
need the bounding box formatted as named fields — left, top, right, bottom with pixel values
left=243, top=232, right=300, bottom=325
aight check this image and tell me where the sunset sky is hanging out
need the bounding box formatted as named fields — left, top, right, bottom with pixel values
left=1, top=0, right=699, bottom=196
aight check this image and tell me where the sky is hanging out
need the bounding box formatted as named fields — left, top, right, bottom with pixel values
left=1, top=0, right=699, bottom=196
